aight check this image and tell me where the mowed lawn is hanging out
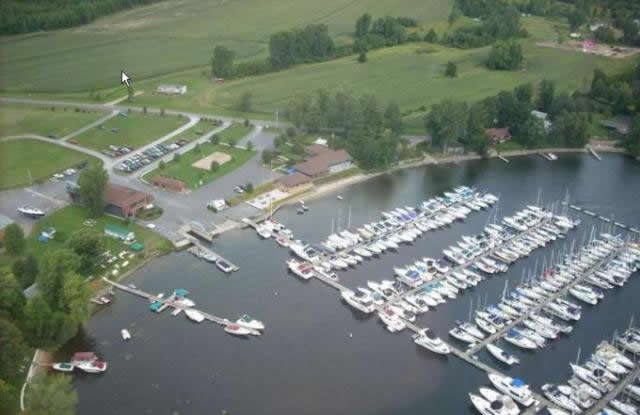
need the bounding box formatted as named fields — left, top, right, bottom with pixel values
left=0, top=105, right=107, bottom=138
left=72, top=112, right=187, bottom=151
left=0, top=139, right=101, bottom=189
left=0, top=0, right=451, bottom=92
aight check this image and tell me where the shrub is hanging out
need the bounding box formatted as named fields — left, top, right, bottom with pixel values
left=445, top=61, right=457, bottom=77
left=159, top=160, right=166, bottom=169
left=245, top=182, right=254, bottom=193
left=210, top=161, right=220, bottom=171
left=3, top=224, right=25, bottom=256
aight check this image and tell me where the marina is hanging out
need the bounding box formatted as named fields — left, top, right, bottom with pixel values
left=70, top=154, right=640, bottom=415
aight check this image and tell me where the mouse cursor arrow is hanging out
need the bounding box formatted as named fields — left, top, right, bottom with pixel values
left=121, top=70, right=131, bottom=88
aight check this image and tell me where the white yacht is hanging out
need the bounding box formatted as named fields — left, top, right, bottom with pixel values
left=413, top=328, right=450, bottom=355
left=541, top=384, right=581, bottom=413
left=341, top=290, right=375, bottom=313
left=478, top=388, right=520, bottom=415
left=486, top=343, right=519, bottom=366
left=488, top=373, right=535, bottom=407
left=469, top=393, right=513, bottom=415
left=121, top=329, right=131, bottom=341
left=287, top=259, right=313, bottom=280
left=378, top=308, right=406, bottom=332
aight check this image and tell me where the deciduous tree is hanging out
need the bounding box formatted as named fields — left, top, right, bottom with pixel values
left=3, top=224, right=25, bottom=256
left=77, top=165, right=108, bottom=218
left=26, top=373, right=78, bottom=415
left=211, top=45, right=234, bottom=79
left=0, top=319, right=27, bottom=380
left=0, top=273, right=25, bottom=320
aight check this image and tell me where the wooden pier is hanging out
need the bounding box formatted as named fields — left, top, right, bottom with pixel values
left=102, top=277, right=233, bottom=326
left=466, top=243, right=625, bottom=356
left=587, top=145, right=602, bottom=161
left=310, top=268, right=350, bottom=292
left=185, top=236, right=239, bottom=272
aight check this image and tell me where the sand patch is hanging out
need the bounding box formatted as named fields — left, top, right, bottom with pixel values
left=192, top=151, right=231, bottom=170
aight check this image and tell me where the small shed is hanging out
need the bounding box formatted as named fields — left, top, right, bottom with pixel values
left=151, top=176, right=186, bottom=192
left=130, top=242, right=144, bottom=252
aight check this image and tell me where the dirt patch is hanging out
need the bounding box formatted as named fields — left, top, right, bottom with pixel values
left=192, top=151, right=231, bottom=170
left=537, top=40, right=640, bottom=58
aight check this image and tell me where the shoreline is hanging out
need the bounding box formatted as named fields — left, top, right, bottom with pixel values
left=275, top=146, right=631, bottom=212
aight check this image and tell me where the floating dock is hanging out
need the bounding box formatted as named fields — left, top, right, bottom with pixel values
left=102, top=277, right=234, bottom=326
left=466, top=243, right=625, bottom=356
left=381, top=214, right=555, bottom=310
left=498, top=155, right=509, bottom=163
left=568, top=205, right=639, bottom=234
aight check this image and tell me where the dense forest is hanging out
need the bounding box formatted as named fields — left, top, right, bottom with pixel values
left=0, top=0, right=164, bottom=34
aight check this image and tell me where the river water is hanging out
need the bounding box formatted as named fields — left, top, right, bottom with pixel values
left=70, top=154, right=640, bottom=415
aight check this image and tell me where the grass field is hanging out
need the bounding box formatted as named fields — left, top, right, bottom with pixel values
left=0, top=104, right=107, bottom=138
left=0, top=139, right=101, bottom=189
left=71, top=111, right=187, bottom=151
left=0, top=0, right=452, bottom=92
left=143, top=141, right=255, bottom=189
left=0, top=205, right=173, bottom=277
left=104, top=18, right=635, bottom=125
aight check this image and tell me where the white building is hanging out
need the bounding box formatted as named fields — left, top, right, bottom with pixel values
left=531, top=110, right=552, bottom=130
left=155, top=84, right=187, bottom=95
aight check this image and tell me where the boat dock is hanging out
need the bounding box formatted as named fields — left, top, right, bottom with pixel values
left=465, top=243, right=625, bottom=356
left=582, top=361, right=640, bottom=415
left=498, top=155, right=510, bottom=163
left=102, top=277, right=232, bottom=326
left=186, top=236, right=239, bottom=272
left=587, top=145, right=602, bottom=161
left=567, top=205, right=639, bottom=234
left=381, top=214, right=554, bottom=310
left=310, top=268, right=350, bottom=291
left=184, top=221, right=214, bottom=242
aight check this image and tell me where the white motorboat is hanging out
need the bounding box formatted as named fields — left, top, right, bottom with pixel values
left=341, top=290, right=375, bottom=313
left=287, top=259, right=313, bottom=280
left=17, top=205, right=45, bottom=218
left=224, top=323, right=255, bottom=336
left=610, top=400, right=639, bottom=415
left=185, top=309, right=205, bottom=323
left=236, top=314, right=265, bottom=331
left=413, top=328, right=450, bottom=355
left=75, top=360, right=108, bottom=373
left=478, top=387, right=520, bottom=415
left=469, top=393, right=517, bottom=415
left=256, top=225, right=272, bottom=239
left=570, top=364, right=611, bottom=393
left=216, top=259, right=235, bottom=273
left=488, top=373, right=535, bottom=407
left=503, top=330, right=537, bottom=350
left=486, top=343, right=519, bottom=366
left=121, top=329, right=131, bottom=341
left=449, top=326, right=477, bottom=344
left=455, top=320, right=485, bottom=340
left=52, top=363, right=74, bottom=372
left=378, top=308, right=406, bottom=332
left=541, top=384, right=581, bottom=414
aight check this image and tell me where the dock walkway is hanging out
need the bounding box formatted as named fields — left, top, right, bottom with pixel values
left=566, top=204, right=639, bottom=234
left=583, top=362, right=640, bottom=415
left=466, top=243, right=625, bottom=356
left=380, top=215, right=554, bottom=310
left=102, top=277, right=231, bottom=326
left=587, top=144, right=602, bottom=161
left=187, top=238, right=239, bottom=272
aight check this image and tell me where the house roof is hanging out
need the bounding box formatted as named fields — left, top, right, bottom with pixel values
left=485, top=128, right=511, bottom=142
left=600, top=117, right=631, bottom=135
left=305, top=143, right=330, bottom=156
left=279, top=172, right=312, bottom=188
left=104, top=184, right=152, bottom=208
left=295, top=149, right=352, bottom=176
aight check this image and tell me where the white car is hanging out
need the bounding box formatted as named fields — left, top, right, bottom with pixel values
left=146, top=223, right=156, bottom=229
left=64, top=168, right=77, bottom=176
left=53, top=173, right=65, bottom=179
left=234, top=186, right=245, bottom=193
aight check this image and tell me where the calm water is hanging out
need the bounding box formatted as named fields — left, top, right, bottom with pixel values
left=71, top=154, right=640, bottom=415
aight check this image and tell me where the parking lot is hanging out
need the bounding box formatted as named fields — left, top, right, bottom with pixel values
left=116, top=138, right=192, bottom=173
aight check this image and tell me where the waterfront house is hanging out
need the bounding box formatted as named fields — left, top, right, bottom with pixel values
left=277, top=172, right=313, bottom=194
left=600, top=117, right=631, bottom=136
left=531, top=110, right=552, bottom=130
left=294, top=149, right=353, bottom=178
left=485, top=128, right=512, bottom=144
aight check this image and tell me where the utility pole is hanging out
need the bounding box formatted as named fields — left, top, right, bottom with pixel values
left=27, top=169, right=32, bottom=185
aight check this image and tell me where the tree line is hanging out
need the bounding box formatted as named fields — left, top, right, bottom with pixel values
left=283, top=89, right=405, bottom=169
left=424, top=78, right=598, bottom=155
left=1, top=0, right=163, bottom=35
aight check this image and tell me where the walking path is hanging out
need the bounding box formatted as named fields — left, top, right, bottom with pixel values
left=61, top=109, right=119, bottom=142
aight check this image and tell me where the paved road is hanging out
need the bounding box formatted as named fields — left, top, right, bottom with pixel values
left=0, top=96, right=283, bottom=241
left=61, top=109, right=119, bottom=142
